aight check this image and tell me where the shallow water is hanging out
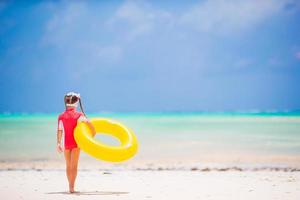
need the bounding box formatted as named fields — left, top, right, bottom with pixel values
left=0, top=112, right=300, bottom=165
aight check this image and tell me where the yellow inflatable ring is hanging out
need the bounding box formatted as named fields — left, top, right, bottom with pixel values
left=74, top=118, right=138, bottom=162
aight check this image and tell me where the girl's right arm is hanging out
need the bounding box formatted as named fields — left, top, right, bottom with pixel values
left=57, top=120, right=63, bottom=153
left=57, top=130, right=63, bottom=153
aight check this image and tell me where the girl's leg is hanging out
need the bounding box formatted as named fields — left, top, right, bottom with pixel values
left=69, top=148, right=80, bottom=192
left=64, top=150, right=72, bottom=192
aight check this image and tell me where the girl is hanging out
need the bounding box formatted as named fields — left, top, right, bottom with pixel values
left=56, top=92, right=94, bottom=193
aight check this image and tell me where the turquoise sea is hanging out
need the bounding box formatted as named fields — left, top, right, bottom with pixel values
left=0, top=112, right=300, bottom=167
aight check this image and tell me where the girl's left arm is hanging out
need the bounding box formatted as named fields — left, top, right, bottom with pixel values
left=78, top=115, right=96, bottom=135
left=85, top=120, right=96, bottom=136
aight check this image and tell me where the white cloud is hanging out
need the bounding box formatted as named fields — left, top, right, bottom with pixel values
left=180, top=0, right=293, bottom=34
left=40, top=1, right=123, bottom=70
left=107, top=0, right=299, bottom=39
left=107, top=1, right=174, bottom=40
left=44, top=0, right=297, bottom=45
left=41, top=1, right=88, bottom=47
left=38, top=0, right=299, bottom=77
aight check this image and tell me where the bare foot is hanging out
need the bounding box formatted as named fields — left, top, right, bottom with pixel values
left=69, top=187, right=80, bottom=194
left=69, top=187, right=75, bottom=193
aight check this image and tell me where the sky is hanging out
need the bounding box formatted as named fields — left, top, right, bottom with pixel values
left=0, top=0, right=300, bottom=113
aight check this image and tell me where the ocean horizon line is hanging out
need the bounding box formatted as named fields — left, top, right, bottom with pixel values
left=1, top=110, right=300, bottom=117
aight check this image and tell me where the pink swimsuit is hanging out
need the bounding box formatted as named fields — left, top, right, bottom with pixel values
left=57, top=107, right=83, bottom=150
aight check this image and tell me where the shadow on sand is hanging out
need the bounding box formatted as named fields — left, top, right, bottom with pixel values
left=45, top=191, right=129, bottom=196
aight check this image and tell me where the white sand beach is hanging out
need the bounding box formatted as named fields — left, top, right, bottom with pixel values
left=0, top=169, right=299, bottom=200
